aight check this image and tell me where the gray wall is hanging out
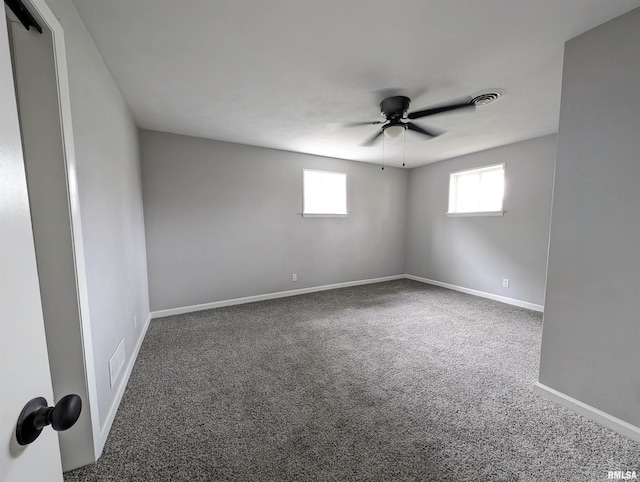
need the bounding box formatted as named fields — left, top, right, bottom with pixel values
left=405, top=135, right=557, bottom=307
left=539, top=8, right=640, bottom=427
left=140, top=130, right=408, bottom=311
left=43, top=0, right=150, bottom=441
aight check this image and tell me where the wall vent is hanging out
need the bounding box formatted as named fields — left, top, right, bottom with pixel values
left=109, top=339, right=126, bottom=388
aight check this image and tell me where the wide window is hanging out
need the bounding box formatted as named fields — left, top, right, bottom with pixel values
left=448, top=163, right=504, bottom=215
left=303, top=169, right=347, bottom=217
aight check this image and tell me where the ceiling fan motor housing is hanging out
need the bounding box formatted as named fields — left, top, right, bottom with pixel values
left=380, top=96, right=411, bottom=120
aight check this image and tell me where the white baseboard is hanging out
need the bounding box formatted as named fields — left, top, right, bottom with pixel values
left=150, top=275, right=406, bottom=318
left=534, top=382, right=640, bottom=443
left=152, top=274, right=543, bottom=318
left=405, top=274, right=544, bottom=312
left=96, top=312, right=152, bottom=456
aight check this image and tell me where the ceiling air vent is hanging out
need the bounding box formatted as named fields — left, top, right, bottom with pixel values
left=470, top=90, right=503, bottom=106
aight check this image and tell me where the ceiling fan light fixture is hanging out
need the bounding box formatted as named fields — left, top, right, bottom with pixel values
left=384, top=125, right=405, bottom=138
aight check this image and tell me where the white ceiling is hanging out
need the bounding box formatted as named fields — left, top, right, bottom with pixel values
left=71, top=0, right=640, bottom=168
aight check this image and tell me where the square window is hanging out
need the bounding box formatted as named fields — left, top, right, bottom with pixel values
left=303, top=170, right=347, bottom=217
left=448, top=164, right=504, bottom=215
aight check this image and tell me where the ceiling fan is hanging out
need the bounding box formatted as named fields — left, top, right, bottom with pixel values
left=344, top=95, right=475, bottom=146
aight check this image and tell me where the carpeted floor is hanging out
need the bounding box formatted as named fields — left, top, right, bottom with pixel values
left=65, top=280, right=640, bottom=481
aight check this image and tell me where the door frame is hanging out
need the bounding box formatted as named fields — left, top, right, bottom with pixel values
left=11, top=0, right=102, bottom=460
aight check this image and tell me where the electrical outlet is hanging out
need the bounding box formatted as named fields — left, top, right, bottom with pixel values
left=503, top=278, right=510, bottom=288
left=133, top=315, right=137, bottom=328
left=292, top=273, right=297, bottom=282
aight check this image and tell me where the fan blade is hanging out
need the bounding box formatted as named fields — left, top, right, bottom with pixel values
left=406, top=122, right=442, bottom=138
left=407, top=101, right=474, bottom=120
left=326, top=121, right=383, bottom=131
left=340, top=121, right=384, bottom=127
left=361, top=129, right=384, bottom=146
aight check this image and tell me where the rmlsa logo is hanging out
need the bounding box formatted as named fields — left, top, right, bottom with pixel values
left=608, top=471, right=638, bottom=480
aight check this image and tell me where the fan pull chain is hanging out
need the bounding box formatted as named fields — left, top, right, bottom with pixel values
left=381, top=134, right=385, bottom=170
left=403, top=129, right=406, bottom=167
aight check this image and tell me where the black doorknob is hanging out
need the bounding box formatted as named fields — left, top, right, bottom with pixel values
left=16, top=394, right=82, bottom=445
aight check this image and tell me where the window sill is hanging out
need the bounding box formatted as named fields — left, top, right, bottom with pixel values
left=302, top=213, right=348, bottom=218
left=446, top=211, right=504, bottom=217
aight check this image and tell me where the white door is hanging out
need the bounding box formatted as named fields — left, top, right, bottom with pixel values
left=0, top=10, right=63, bottom=482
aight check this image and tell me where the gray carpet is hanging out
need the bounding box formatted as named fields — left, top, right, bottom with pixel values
left=65, top=280, right=640, bottom=481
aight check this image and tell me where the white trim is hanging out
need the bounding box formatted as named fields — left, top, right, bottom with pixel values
left=301, top=213, right=348, bottom=218
left=151, top=274, right=543, bottom=319
left=446, top=211, right=504, bottom=217
left=405, top=275, right=544, bottom=312
left=534, top=382, right=640, bottom=443
left=27, top=0, right=102, bottom=461
left=151, top=275, right=405, bottom=318
left=97, top=313, right=152, bottom=455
